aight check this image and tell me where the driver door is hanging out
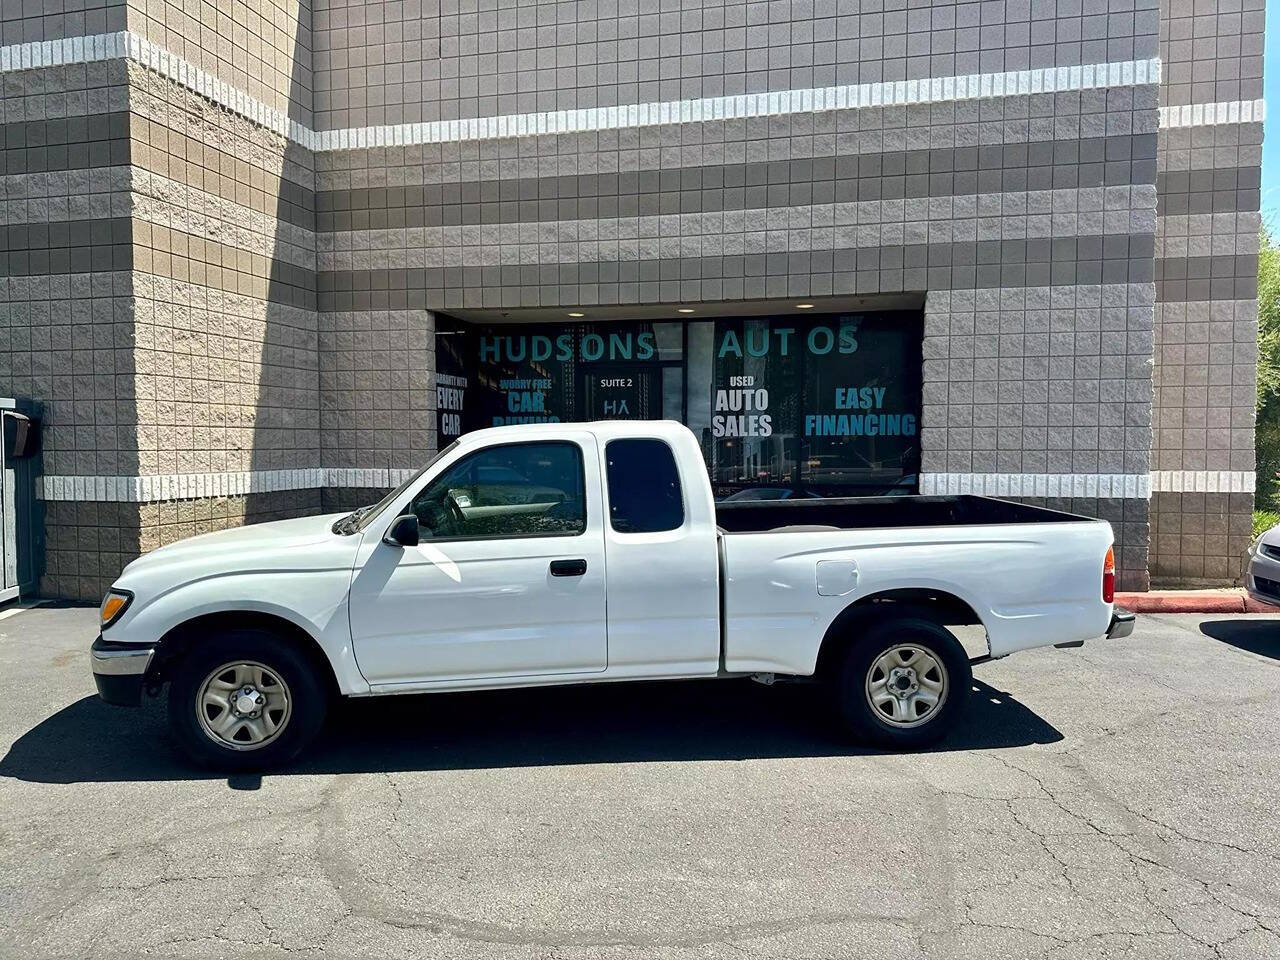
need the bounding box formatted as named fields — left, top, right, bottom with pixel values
left=348, top=435, right=608, bottom=686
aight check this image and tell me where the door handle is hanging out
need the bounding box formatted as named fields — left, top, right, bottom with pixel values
left=549, top=559, right=587, bottom=577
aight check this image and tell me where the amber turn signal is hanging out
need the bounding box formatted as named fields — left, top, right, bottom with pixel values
left=99, top=591, right=132, bottom=628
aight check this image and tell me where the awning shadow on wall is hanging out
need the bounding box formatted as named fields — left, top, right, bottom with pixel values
left=0, top=678, right=1061, bottom=785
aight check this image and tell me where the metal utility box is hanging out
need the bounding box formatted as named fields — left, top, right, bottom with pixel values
left=1, top=398, right=42, bottom=602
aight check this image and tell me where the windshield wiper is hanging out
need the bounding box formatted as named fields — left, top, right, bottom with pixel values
left=332, top=505, right=372, bottom=535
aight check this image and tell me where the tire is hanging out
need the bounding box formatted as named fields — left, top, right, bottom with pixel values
left=167, top=628, right=329, bottom=771
left=832, top=615, right=972, bottom=750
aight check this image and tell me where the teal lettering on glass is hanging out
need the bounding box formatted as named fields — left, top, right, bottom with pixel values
left=530, top=335, right=553, bottom=361
left=839, top=324, right=859, bottom=354
left=803, top=413, right=918, bottom=437
left=608, top=333, right=632, bottom=359
left=774, top=327, right=795, bottom=355
left=807, top=326, right=834, bottom=354
left=582, top=333, right=605, bottom=361
left=480, top=336, right=500, bottom=363
left=718, top=330, right=743, bottom=358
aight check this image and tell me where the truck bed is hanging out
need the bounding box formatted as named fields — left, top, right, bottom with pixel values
left=715, top=494, right=1094, bottom=534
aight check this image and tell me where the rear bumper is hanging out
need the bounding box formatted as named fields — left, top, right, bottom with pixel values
left=90, top=636, right=156, bottom=706
left=1106, top=608, right=1135, bottom=639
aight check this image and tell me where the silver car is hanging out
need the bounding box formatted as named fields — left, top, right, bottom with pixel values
left=1244, top=525, right=1280, bottom=605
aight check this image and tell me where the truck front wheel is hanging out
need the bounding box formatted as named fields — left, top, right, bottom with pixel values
left=166, top=629, right=328, bottom=771
left=833, top=617, right=972, bottom=749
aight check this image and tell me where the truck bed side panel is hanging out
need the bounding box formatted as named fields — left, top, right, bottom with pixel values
left=715, top=494, right=1090, bottom=533
left=719, top=520, right=1115, bottom=675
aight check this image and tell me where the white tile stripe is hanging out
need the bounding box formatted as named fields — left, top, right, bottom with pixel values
left=1159, top=99, right=1266, bottom=129
left=919, top=473, right=1153, bottom=498
left=35, top=468, right=421, bottom=503
left=307, top=57, right=1162, bottom=153
left=0, top=34, right=1257, bottom=150
left=36, top=468, right=1254, bottom=502
left=0, top=31, right=1164, bottom=151
left=921, top=471, right=1257, bottom=497
left=1149, top=470, right=1256, bottom=494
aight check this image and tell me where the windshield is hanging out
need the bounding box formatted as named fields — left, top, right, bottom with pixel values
left=337, top=441, right=461, bottom=535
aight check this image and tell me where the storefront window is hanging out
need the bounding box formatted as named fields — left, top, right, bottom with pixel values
left=436, top=310, right=921, bottom=497
left=687, top=318, right=801, bottom=494
left=798, top=316, right=922, bottom=495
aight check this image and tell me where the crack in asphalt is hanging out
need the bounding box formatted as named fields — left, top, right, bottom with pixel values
left=977, top=751, right=1280, bottom=958
left=311, top=773, right=914, bottom=950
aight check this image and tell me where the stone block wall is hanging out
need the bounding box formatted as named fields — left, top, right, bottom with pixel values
left=313, top=76, right=1160, bottom=588
left=128, top=0, right=314, bottom=124
left=0, top=59, right=137, bottom=598
left=318, top=307, right=436, bottom=476
left=1150, top=0, right=1263, bottom=585
left=0, top=0, right=1263, bottom=598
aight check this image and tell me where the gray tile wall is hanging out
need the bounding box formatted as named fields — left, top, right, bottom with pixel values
left=0, top=0, right=126, bottom=44
left=0, top=0, right=1257, bottom=598
left=0, top=52, right=323, bottom=599
left=311, top=0, right=1162, bottom=130
left=1150, top=0, right=1262, bottom=585
left=128, top=0, right=315, bottom=124
left=1160, top=0, right=1264, bottom=107
left=0, top=60, right=138, bottom=598
left=127, top=64, right=320, bottom=482
left=314, top=79, right=1160, bottom=587
left=319, top=308, right=436, bottom=472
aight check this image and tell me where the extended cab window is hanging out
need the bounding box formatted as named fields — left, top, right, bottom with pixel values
left=605, top=438, right=684, bottom=533
left=410, top=442, right=586, bottom=540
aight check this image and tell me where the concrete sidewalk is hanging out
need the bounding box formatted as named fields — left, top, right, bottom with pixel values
left=1116, top=588, right=1280, bottom=614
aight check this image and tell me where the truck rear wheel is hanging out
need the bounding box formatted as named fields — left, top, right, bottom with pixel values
left=167, top=629, right=328, bottom=771
left=833, top=616, right=971, bottom=749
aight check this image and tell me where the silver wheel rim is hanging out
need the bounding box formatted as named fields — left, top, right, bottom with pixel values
left=196, top=661, right=292, bottom=751
left=865, top=644, right=949, bottom=728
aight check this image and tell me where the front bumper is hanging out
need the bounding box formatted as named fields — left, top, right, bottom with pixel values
left=1244, top=545, right=1280, bottom=607
left=90, top=636, right=156, bottom=706
left=1106, top=608, right=1136, bottom=639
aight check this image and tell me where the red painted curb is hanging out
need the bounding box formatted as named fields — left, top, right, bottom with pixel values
left=1114, top=592, right=1280, bottom=614
left=1116, top=594, right=1242, bottom=613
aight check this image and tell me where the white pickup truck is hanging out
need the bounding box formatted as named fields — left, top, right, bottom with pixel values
left=90, top=420, right=1133, bottom=770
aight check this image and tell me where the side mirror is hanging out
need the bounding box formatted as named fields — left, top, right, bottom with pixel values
left=383, top=514, right=420, bottom=547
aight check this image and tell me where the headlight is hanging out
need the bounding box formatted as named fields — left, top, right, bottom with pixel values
left=99, top=589, right=133, bottom=629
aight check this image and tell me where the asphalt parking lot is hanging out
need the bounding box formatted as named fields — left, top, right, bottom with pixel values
left=1, top=606, right=1278, bottom=960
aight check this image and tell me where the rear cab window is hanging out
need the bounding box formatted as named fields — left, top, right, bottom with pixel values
left=604, top=438, right=685, bottom=533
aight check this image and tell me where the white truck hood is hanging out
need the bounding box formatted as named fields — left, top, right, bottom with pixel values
left=116, top=513, right=358, bottom=586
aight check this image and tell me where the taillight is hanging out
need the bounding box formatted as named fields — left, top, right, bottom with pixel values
left=1102, top=546, right=1115, bottom=604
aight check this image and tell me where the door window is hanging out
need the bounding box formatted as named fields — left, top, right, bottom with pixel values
left=605, top=438, right=685, bottom=533
left=409, top=442, right=587, bottom=540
